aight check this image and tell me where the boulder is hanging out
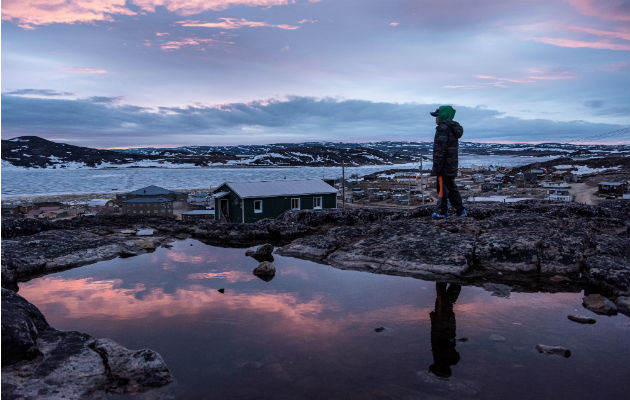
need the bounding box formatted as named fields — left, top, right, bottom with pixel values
left=1, top=288, right=48, bottom=366
left=535, top=344, right=571, bottom=358
left=567, top=315, right=596, bottom=324
left=614, top=296, right=630, bottom=315
left=245, top=243, right=275, bottom=262
left=134, top=239, right=157, bottom=250
left=253, top=261, right=276, bottom=280
left=483, top=283, right=511, bottom=298
left=584, top=255, right=630, bottom=297
left=582, top=293, right=618, bottom=315
left=1, top=289, right=173, bottom=398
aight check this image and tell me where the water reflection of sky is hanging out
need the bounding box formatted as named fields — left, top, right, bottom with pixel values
left=19, top=239, right=630, bottom=399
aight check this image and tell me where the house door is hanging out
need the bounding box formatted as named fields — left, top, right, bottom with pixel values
left=220, top=199, right=229, bottom=220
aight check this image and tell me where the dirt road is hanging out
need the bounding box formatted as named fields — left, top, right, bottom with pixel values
left=570, top=182, right=601, bottom=205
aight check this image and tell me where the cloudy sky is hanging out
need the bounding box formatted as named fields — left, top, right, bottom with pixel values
left=2, top=0, right=629, bottom=147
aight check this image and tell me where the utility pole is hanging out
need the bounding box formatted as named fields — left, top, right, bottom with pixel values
left=342, top=160, right=345, bottom=209
left=407, top=174, right=411, bottom=211
left=420, top=157, right=424, bottom=205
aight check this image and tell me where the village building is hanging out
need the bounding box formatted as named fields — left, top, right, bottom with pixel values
left=187, top=192, right=212, bottom=208
left=481, top=181, right=502, bottom=192
left=116, top=185, right=185, bottom=204
left=545, top=185, right=573, bottom=202
left=212, top=179, right=338, bottom=223
left=121, top=197, right=173, bottom=217
left=598, top=182, right=627, bottom=197
left=181, top=210, right=215, bottom=222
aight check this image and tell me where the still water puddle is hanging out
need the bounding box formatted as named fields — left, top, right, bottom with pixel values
left=18, top=239, right=630, bottom=399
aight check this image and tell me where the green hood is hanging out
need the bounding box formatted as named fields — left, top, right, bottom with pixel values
left=438, top=105, right=456, bottom=122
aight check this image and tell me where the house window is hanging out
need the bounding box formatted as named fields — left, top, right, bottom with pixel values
left=254, top=200, right=263, bottom=213
left=313, top=196, right=322, bottom=209
left=291, top=198, right=301, bottom=210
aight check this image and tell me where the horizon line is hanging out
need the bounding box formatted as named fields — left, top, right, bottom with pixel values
left=101, top=140, right=630, bottom=150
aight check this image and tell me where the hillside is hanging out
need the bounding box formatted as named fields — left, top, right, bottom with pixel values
left=2, top=136, right=628, bottom=169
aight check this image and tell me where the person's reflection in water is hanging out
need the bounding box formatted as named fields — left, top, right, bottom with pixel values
left=429, top=282, right=461, bottom=378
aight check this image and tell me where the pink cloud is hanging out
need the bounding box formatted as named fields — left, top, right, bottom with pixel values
left=298, top=18, right=317, bottom=24
left=132, top=0, right=292, bottom=16
left=1, top=0, right=135, bottom=29
left=565, top=25, right=630, bottom=41
left=167, top=251, right=209, bottom=263
left=2, top=0, right=294, bottom=28
left=159, top=37, right=222, bottom=50
left=59, top=66, right=108, bottom=74
left=187, top=271, right=256, bottom=283
left=526, top=68, right=576, bottom=80
left=444, top=82, right=509, bottom=89
left=563, top=0, right=630, bottom=22
left=529, top=36, right=630, bottom=51
left=447, top=68, right=576, bottom=89
left=178, top=17, right=299, bottom=30
left=474, top=74, right=534, bottom=83
left=599, top=61, right=630, bottom=72
left=155, top=31, right=170, bottom=37
left=389, top=21, right=399, bottom=27
left=19, top=277, right=337, bottom=337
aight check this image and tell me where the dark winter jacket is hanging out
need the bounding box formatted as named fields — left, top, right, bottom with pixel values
left=431, top=120, right=464, bottom=176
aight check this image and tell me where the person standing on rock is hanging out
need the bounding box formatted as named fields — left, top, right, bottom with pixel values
left=430, top=105, right=466, bottom=218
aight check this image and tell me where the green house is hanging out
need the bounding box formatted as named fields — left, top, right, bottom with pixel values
left=213, top=179, right=338, bottom=223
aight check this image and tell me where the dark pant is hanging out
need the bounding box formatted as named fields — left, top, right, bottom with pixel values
left=436, top=176, right=463, bottom=214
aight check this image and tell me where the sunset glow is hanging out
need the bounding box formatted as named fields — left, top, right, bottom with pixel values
left=1, top=0, right=628, bottom=146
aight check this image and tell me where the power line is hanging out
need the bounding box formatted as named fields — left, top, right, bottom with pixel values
left=564, top=127, right=630, bottom=144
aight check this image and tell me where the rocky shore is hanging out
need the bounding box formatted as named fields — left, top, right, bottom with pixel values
left=2, top=288, right=173, bottom=399
left=280, top=201, right=629, bottom=297
left=2, top=200, right=629, bottom=300
left=2, top=200, right=628, bottom=398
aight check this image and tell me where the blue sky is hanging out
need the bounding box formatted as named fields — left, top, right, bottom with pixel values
left=2, top=0, right=629, bottom=147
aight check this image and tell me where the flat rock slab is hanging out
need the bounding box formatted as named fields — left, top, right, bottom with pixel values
left=583, top=293, right=618, bottom=315
left=279, top=202, right=629, bottom=296
left=476, top=214, right=587, bottom=275
left=282, top=220, right=475, bottom=280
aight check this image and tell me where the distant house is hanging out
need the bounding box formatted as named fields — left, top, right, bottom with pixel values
left=116, top=185, right=185, bottom=204
left=481, top=181, right=502, bottom=192
left=598, top=182, right=626, bottom=197
left=546, top=187, right=572, bottom=202
left=187, top=193, right=212, bottom=207
left=212, top=179, right=338, bottom=223
left=121, top=197, right=173, bottom=217
left=472, top=174, right=485, bottom=184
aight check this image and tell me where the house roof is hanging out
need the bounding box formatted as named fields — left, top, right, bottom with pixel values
left=213, top=191, right=230, bottom=198
left=182, top=210, right=215, bottom=215
left=123, top=197, right=171, bottom=203
left=88, top=199, right=109, bottom=207
left=216, top=179, right=338, bottom=199
left=128, top=185, right=173, bottom=196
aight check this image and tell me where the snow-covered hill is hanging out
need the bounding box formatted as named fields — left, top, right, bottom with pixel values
left=2, top=136, right=627, bottom=169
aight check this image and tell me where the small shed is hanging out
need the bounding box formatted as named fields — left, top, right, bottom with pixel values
left=481, top=181, right=502, bottom=192
left=598, top=182, right=626, bottom=197
left=213, top=179, right=338, bottom=223
left=181, top=209, right=215, bottom=222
